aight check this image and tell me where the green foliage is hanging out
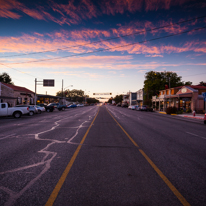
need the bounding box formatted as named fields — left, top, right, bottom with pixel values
left=113, top=95, right=123, bottom=104
left=186, top=108, right=192, bottom=113
left=56, top=89, right=84, bottom=102
left=0, top=72, right=13, bottom=84
left=86, top=98, right=99, bottom=104
left=176, top=110, right=183, bottom=114
left=143, top=71, right=187, bottom=102
left=166, top=107, right=177, bottom=114
left=108, top=98, right=112, bottom=104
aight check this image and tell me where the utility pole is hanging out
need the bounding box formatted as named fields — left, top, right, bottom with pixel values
left=35, top=78, right=37, bottom=105
left=169, top=77, right=171, bottom=107
left=62, top=79, right=63, bottom=104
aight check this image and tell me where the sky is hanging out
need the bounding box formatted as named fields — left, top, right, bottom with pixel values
left=0, top=0, right=206, bottom=100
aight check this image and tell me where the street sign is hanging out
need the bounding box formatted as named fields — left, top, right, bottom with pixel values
left=93, top=93, right=112, bottom=95
left=43, top=79, right=55, bottom=87
left=202, top=92, right=206, bottom=97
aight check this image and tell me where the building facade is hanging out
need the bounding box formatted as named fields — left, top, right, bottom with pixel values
left=152, top=85, right=206, bottom=112
left=0, top=82, right=35, bottom=106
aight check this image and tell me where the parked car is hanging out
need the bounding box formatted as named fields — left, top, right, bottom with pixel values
left=37, top=103, right=54, bottom=112
left=140, top=105, right=153, bottom=112
left=67, top=104, right=77, bottom=108
left=116, top=103, right=121, bottom=107
left=121, top=103, right=128, bottom=108
left=131, top=105, right=138, bottom=110
left=135, top=106, right=141, bottom=111
left=57, top=104, right=67, bottom=111
left=0, top=103, right=29, bottom=118
left=28, top=105, right=38, bottom=116
left=34, top=105, right=45, bottom=113
left=16, top=105, right=38, bottom=116
left=77, top=104, right=84, bottom=107
left=48, top=103, right=59, bottom=108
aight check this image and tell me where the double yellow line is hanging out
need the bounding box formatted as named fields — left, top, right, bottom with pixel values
left=46, top=107, right=190, bottom=206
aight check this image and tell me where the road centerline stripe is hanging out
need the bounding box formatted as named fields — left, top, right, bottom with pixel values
left=45, top=109, right=99, bottom=206
left=106, top=107, right=190, bottom=206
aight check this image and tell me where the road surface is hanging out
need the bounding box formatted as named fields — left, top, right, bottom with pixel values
left=0, top=105, right=205, bottom=206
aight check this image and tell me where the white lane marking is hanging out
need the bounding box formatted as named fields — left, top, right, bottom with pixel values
left=0, top=107, right=98, bottom=205
left=0, top=134, right=16, bottom=140
left=186, top=132, right=206, bottom=140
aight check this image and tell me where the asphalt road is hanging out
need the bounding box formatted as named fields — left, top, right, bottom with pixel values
left=0, top=105, right=206, bottom=206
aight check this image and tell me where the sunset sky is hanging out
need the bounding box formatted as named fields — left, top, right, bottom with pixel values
left=0, top=0, right=206, bottom=99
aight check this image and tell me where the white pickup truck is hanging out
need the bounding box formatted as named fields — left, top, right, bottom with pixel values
left=0, top=103, right=29, bottom=118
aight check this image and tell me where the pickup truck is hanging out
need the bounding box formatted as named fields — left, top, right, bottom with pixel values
left=0, top=103, right=29, bottom=118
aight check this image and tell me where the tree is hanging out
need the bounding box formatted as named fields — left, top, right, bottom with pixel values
left=0, top=72, right=13, bottom=84
left=198, top=81, right=206, bottom=86
left=56, top=89, right=92, bottom=102
left=143, top=71, right=187, bottom=105
left=114, top=95, right=123, bottom=104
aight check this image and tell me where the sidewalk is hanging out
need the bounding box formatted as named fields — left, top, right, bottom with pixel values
left=158, top=112, right=204, bottom=120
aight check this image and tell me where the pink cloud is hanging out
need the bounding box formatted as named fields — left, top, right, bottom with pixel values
left=0, top=0, right=197, bottom=26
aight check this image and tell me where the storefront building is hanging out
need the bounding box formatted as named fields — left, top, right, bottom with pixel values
left=0, top=82, right=35, bottom=106
left=152, top=85, right=206, bottom=112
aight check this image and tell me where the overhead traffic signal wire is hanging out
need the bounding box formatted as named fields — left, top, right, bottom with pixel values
left=0, top=15, right=206, bottom=58
left=8, top=25, right=206, bottom=64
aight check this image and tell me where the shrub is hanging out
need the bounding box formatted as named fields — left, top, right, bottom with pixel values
left=176, top=110, right=183, bottom=114
left=186, top=108, right=192, bottom=113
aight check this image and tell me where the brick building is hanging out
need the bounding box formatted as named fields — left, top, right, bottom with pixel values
left=0, top=82, right=35, bottom=107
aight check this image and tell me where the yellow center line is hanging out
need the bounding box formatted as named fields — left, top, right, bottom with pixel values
left=106, top=108, right=190, bottom=206
left=45, top=109, right=99, bottom=206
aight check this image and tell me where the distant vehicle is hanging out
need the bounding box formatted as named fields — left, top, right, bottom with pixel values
left=15, top=105, right=38, bottom=116
left=77, top=104, right=84, bottom=107
left=121, top=103, right=128, bottom=108
left=37, top=103, right=47, bottom=107
left=48, top=103, right=59, bottom=108
left=28, top=105, right=38, bottom=116
left=34, top=105, right=45, bottom=113
left=37, top=103, right=55, bottom=112
left=0, top=103, right=29, bottom=118
left=116, top=103, right=121, bottom=107
left=140, top=105, right=153, bottom=112
left=67, top=104, right=77, bottom=108
left=128, top=105, right=137, bottom=110
left=57, top=104, right=67, bottom=111
left=135, top=106, right=141, bottom=111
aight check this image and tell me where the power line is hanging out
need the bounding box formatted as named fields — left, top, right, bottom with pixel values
left=0, top=62, right=42, bottom=79
left=184, top=72, right=206, bottom=77
left=8, top=25, right=206, bottom=65
left=1, top=15, right=206, bottom=58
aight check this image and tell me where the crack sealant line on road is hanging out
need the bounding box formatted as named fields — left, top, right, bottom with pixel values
left=45, top=108, right=100, bottom=206
left=106, top=107, right=191, bottom=206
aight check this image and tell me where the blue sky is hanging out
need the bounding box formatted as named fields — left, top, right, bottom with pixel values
left=0, top=0, right=206, bottom=99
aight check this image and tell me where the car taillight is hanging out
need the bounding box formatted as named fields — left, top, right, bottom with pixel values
left=27, top=107, right=29, bottom=111
left=53, top=106, right=55, bottom=109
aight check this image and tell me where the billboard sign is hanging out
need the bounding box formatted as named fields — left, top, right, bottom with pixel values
left=43, top=79, right=55, bottom=87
